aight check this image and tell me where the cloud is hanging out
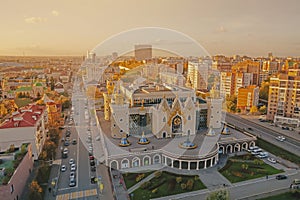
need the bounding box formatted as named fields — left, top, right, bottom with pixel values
left=51, top=10, right=59, bottom=16
left=24, top=17, right=47, bottom=24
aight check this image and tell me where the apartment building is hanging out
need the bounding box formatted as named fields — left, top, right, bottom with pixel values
left=267, top=69, right=300, bottom=127
left=237, top=85, right=259, bottom=111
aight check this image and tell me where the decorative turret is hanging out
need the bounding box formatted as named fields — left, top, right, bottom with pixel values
left=138, top=132, right=150, bottom=145
left=221, top=125, right=230, bottom=135
left=119, top=134, right=131, bottom=147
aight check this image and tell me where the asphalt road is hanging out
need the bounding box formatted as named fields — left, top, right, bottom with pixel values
left=225, top=113, right=300, bottom=156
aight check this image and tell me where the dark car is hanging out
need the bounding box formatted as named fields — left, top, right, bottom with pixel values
left=64, top=140, right=70, bottom=146
left=91, top=166, right=96, bottom=172
left=90, top=176, right=96, bottom=184
left=72, top=139, right=77, bottom=145
left=247, top=127, right=253, bottom=131
left=276, top=175, right=287, bottom=180
left=90, top=160, right=95, bottom=166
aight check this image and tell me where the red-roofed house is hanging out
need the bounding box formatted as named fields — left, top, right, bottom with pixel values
left=0, top=104, right=47, bottom=160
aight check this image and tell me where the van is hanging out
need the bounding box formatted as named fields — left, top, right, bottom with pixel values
left=290, top=179, right=300, bottom=189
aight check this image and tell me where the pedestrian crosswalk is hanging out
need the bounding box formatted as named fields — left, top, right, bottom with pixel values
left=56, top=189, right=97, bottom=200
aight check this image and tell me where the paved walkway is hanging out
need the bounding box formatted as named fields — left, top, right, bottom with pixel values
left=111, top=169, right=130, bottom=200
left=127, top=172, right=157, bottom=193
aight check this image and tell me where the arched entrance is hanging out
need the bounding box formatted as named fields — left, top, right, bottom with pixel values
left=110, top=160, right=118, bottom=170
left=172, top=115, right=182, bottom=133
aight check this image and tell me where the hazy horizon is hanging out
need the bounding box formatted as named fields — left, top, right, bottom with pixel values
left=1, top=0, right=300, bottom=57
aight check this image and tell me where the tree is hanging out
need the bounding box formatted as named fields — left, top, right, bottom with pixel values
left=250, top=106, right=258, bottom=115
left=241, top=164, right=248, bottom=170
left=226, top=95, right=237, bottom=112
left=259, top=105, right=267, bottom=114
left=206, top=189, right=230, bottom=200
left=29, top=181, right=43, bottom=200
left=259, top=80, right=270, bottom=101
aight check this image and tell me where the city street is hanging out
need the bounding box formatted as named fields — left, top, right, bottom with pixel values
left=225, top=113, right=300, bottom=156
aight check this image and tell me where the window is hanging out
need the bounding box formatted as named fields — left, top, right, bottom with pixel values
left=120, top=129, right=123, bottom=133
left=120, top=118, right=123, bottom=122
left=163, top=117, right=166, bottom=122
left=188, top=115, right=191, bottom=120
left=10, top=184, right=14, bottom=193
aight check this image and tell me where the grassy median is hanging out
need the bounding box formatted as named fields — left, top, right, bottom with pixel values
left=256, top=138, right=300, bottom=166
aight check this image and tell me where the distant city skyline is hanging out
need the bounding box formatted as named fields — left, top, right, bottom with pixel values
left=0, top=0, right=300, bottom=57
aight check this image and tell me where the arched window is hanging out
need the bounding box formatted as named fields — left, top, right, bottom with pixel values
left=188, top=115, right=191, bottom=120
left=163, top=117, right=166, bottom=122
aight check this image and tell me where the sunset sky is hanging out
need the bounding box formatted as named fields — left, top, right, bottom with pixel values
left=1, top=0, right=299, bottom=57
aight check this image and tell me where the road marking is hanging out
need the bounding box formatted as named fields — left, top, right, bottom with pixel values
left=56, top=189, right=97, bottom=200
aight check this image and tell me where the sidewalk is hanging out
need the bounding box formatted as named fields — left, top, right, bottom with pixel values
left=111, top=169, right=130, bottom=200
left=96, top=164, right=114, bottom=200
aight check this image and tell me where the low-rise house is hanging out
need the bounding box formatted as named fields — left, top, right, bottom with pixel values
left=0, top=104, right=47, bottom=160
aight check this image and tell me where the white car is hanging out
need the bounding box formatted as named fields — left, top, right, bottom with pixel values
left=69, top=158, right=75, bottom=165
left=276, top=136, right=286, bottom=142
left=71, top=164, right=76, bottom=171
left=61, top=165, right=67, bottom=172
left=63, top=148, right=68, bottom=154
left=267, top=157, right=277, bottom=164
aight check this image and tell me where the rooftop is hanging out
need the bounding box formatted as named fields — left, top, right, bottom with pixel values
left=0, top=104, right=45, bottom=129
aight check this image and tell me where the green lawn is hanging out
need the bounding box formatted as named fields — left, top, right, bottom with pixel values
left=131, top=171, right=206, bottom=200
left=123, top=171, right=154, bottom=189
left=14, top=98, right=32, bottom=107
left=220, top=155, right=284, bottom=183
left=256, top=138, right=300, bottom=166
left=259, top=191, right=300, bottom=200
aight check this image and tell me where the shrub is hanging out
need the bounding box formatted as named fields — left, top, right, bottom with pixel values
left=152, top=188, right=158, bottom=194
left=176, top=177, right=182, bottom=184
left=140, top=181, right=151, bottom=189
left=148, top=178, right=166, bottom=190
left=219, top=160, right=233, bottom=172
left=194, top=176, right=200, bottom=181
left=154, top=171, right=162, bottom=178
left=186, top=179, right=194, bottom=190
left=232, top=171, right=243, bottom=178
left=181, top=183, right=187, bottom=190
left=136, top=173, right=145, bottom=182
left=168, top=178, right=176, bottom=191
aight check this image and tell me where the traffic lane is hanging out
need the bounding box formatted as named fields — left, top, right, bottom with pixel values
left=58, top=126, right=79, bottom=190
left=72, top=101, right=97, bottom=190
left=226, top=114, right=300, bottom=146
left=182, top=171, right=299, bottom=200
left=225, top=115, right=300, bottom=155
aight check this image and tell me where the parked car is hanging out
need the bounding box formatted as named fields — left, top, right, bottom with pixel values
left=69, top=178, right=76, bottom=187
left=91, top=166, right=96, bottom=172
left=72, top=139, right=77, bottom=145
left=276, top=174, right=287, bottom=180
left=267, top=157, right=277, bottom=164
left=61, top=165, right=67, bottom=172
left=90, top=160, right=95, bottom=166
left=69, top=158, right=75, bottom=165
left=70, top=171, right=76, bottom=179
left=71, top=164, right=76, bottom=171
left=64, top=140, right=70, bottom=146
left=89, top=155, right=95, bottom=160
